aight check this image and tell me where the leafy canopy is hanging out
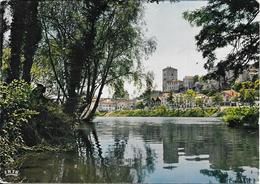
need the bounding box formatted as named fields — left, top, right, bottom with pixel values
left=184, top=0, right=259, bottom=79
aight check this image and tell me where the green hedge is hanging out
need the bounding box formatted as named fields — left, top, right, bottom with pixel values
left=100, top=106, right=218, bottom=117
left=222, top=106, right=259, bottom=128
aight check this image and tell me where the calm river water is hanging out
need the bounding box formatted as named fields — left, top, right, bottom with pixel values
left=16, top=117, right=259, bottom=183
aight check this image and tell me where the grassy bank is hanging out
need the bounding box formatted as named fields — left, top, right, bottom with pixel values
left=221, top=106, right=259, bottom=129
left=0, top=81, right=75, bottom=171
left=97, top=105, right=259, bottom=129
left=98, top=106, right=219, bottom=117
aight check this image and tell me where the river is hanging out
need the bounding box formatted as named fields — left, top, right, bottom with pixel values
left=10, top=117, right=260, bottom=183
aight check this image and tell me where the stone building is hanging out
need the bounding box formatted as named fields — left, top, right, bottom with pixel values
left=183, top=76, right=194, bottom=90
left=162, top=67, right=178, bottom=92
left=97, top=98, right=116, bottom=112
left=97, top=98, right=136, bottom=112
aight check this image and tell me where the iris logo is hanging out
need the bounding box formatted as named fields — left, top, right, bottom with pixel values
left=0, top=169, right=19, bottom=183
left=4, top=169, right=19, bottom=177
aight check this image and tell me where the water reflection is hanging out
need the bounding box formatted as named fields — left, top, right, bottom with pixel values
left=9, top=117, right=259, bottom=183
left=200, top=168, right=258, bottom=183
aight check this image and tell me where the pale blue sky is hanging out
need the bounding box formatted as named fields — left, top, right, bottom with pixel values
left=103, top=1, right=227, bottom=98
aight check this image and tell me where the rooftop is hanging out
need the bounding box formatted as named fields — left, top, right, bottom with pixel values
left=222, top=89, right=240, bottom=97
left=183, top=76, right=194, bottom=79
left=163, top=66, right=177, bottom=71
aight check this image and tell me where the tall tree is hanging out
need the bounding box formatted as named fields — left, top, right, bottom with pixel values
left=111, top=80, right=129, bottom=99
left=22, top=0, right=42, bottom=83
left=6, top=0, right=41, bottom=83
left=6, top=0, right=26, bottom=83
left=184, top=0, right=259, bottom=80
left=39, top=0, right=156, bottom=118
left=0, top=1, right=8, bottom=73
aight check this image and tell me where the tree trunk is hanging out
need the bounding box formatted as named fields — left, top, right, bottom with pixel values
left=64, top=13, right=97, bottom=115
left=22, top=1, right=41, bottom=83
left=64, top=42, right=85, bottom=114
left=83, top=82, right=105, bottom=122
left=82, top=53, right=114, bottom=122
left=6, top=0, right=26, bottom=83
left=22, top=0, right=41, bottom=83
left=0, top=1, right=6, bottom=73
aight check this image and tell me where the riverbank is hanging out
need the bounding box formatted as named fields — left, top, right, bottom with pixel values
left=97, top=106, right=219, bottom=117
left=0, top=81, right=76, bottom=175
left=96, top=106, right=259, bottom=129
left=1, top=81, right=258, bottom=181
left=0, top=104, right=76, bottom=182
left=221, top=106, right=259, bottom=129
left=0, top=103, right=76, bottom=171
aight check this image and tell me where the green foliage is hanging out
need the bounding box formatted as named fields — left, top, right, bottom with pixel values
left=185, top=89, right=196, bottom=102
left=200, top=89, right=217, bottom=97
left=0, top=80, right=74, bottom=168
left=136, top=101, right=145, bottom=109
left=195, top=98, right=203, bottom=107
left=111, top=80, right=129, bottom=99
left=184, top=0, right=259, bottom=79
left=0, top=80, right=38, bottom=167
left=104, top=106, right=218, bottom=117
left=186, top=89, right=196, bottom=97
left=212, top=93, right=224, bottom=106
left=166, top=92, right=173, bottom=104
left=0, top=80, right=38, bottom=127
left=95, top=111, right=107, bottom=117
left=233, top=80, right=259, bottom=105
left=239, top=88, right=256, bottom=105
left=27, top=101, right=74, bottom=146
left=222, top=106, right=259, bottom=128
left=0, top=48, right=10, bottom=80
left=39, top=0, right=156, bottom=116
left=193, top=75, right=199, bottom=83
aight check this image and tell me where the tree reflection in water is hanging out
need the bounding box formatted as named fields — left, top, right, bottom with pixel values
left=200, top=168, right=257, bottom=183
left=53, top=122, right=157, bottom=183
left=10, top=118, right=259, bottom=183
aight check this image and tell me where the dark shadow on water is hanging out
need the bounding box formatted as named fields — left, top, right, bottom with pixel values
left=200, top=168, right=257, bottom=183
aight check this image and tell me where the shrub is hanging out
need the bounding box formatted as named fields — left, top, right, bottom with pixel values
left=103, top=107, right=218, bottom=117
left=0, top=80, right=38, bottom=167
left=222, top=106, right=259, bottom=128
left=0, top=80, right=75, bottom=168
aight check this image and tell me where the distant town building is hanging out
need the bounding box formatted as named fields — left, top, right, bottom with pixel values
left=97, top=98, right=116, bottom=112
left=172, top=80, right=184, bottom=92
left=159, top=92, right=171, bottom=105
left=183, top=76, right=194, bottom=90
left=163, top=80, right=183, bottom=92
left=163, top=67, right=178, bottom=92
left=116, top=99, right=136, bottom=110
left=97, top=98, right=136, bottom=112
left=150, top=90, right=162, bottom=98
left=150, top=97, right=162, bottom=106
left=222, top=89, right=240, bottom=105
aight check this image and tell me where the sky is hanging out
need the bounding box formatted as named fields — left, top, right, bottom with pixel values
left=142, top=1, right=208, bottom=88
left=104, top=1, right=210, bottom=98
